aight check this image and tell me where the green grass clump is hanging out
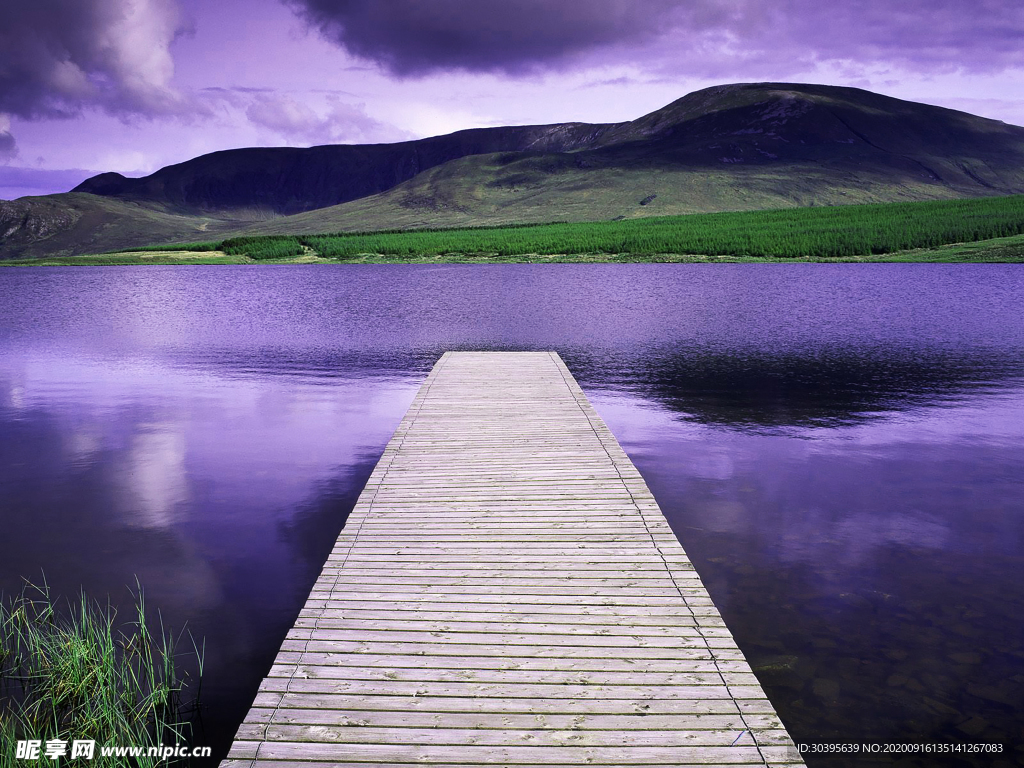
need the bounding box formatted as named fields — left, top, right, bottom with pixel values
left=220, top=236, right=304, bottom=260
left=284, top=194, right=1024, bottom=260
left=0, top=581, right=202, bottom=767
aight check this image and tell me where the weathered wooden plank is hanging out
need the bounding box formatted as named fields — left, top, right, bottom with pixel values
left=257, top=677, right=764, bottom=701
left=265, top=665, right=760, bottom=688
left=234, top=740, right=798, bottom=764
left=259, top=692, right=756, bottom=716
left=328, top=555, right=695, bottom=564
left=283, top=640, right=742, bottom=660
left=315, top=569, right=692, bottom=581
left=271, top=652, right=744, bottom=672
left=302, top=592, right=717, bottom=606
left=236, top=724, right=796, bottom=748
left=299, top=606, right=712, bottom=622
left=286, top=628, right=729, bottom=649
left=291, top=617, right=706, bottom=635
left=292, top=616, right=707, bottom=634
left=244, top=706, right=785, bottom=731
left=222, top=352, right=802, bottom=767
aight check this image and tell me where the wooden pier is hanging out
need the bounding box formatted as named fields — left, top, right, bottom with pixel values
left=222, top=351, right=804, bottom=767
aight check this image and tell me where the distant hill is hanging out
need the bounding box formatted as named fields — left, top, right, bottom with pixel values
left=5, top=82, right=1024, bottom=259
left=0, top=194, right=245, bottom=260
left=70, top=123, right=610, bottom=216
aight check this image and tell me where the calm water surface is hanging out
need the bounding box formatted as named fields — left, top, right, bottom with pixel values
left=1, top=265, right=1022, bottom=767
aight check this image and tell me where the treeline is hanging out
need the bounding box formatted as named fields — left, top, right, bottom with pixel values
left=219, top=236, right=305, bottom=260
left=122, top=241, right=219, bottom=253
left=298, top=195, right=1024, bottom=259
left=142, top=194, right=1024, bottom=260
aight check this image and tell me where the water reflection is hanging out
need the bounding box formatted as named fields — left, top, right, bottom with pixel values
left=1, top=264, right=1023, bottom=767
left=0, top=354, right=418, bottom=762
left=600, top=346, right=1024, bottom=429
left=592, top=390, right=1024, bottom=766
left=119, top=425, right=188, bottom=528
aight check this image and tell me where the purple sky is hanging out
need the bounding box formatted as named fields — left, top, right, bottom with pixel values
left=1, top=0, right=1023, bottom=199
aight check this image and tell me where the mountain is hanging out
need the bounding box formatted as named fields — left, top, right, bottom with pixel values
left=0, top=194, right=243, bottom=260
left=70, top=123, right=611, bottom=217
left=4, top=82, right=1024, bottom=259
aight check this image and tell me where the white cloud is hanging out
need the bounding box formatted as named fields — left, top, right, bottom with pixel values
left=245, top=92, right=412, bottom=144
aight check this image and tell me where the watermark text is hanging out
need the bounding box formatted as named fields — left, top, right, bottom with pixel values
left=16, top=740, right=211, bottom=762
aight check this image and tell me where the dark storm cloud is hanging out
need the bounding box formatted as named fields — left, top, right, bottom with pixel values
left=0, top=131, right=15, bottom=161
left=0, top=0, right=188, bottom=120
left=284, top=0, right=1024, bottom=77
left=774, top=0, right=1024, bottom=73
left=283, top=0, right=689, bottom=75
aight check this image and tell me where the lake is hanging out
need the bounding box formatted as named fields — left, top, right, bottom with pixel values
left=1, top=264, right=1022, bottom=767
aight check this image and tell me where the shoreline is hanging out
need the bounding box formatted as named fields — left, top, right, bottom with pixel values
left=4, top=233, right=1024, bottom=266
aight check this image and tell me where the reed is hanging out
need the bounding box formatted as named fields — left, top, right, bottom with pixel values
left=0, top=580, right=202, bottom=767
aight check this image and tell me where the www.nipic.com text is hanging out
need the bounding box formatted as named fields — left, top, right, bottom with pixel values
left=15, top=740, right=212, bottom=761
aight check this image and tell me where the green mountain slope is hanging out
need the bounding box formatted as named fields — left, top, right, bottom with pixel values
left=70, top=124, right=611, bottom=216
left=240, top=151, right=985, bottom=237
left=0, top=194, right=242, bottom=260
left=4, top=82, right=1024, bottom=259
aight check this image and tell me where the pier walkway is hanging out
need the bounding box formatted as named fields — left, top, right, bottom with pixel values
left=222, top=351, right=803, bottom=767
